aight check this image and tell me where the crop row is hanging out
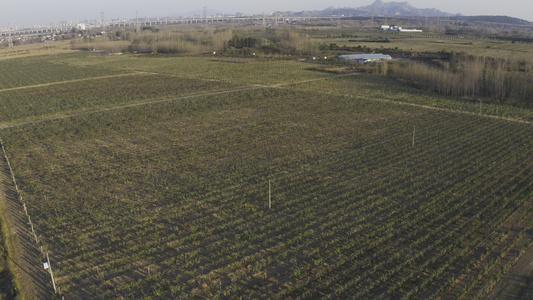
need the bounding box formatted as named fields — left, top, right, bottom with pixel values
left=0, top=54, right=126, bottom=89
left=0, top=73, right=240, bottom=124
left=60, top=55, right=331, bottom=86
left=2, top=84, right=532, bottom=298
left=292, top=75, right=533, bottom=122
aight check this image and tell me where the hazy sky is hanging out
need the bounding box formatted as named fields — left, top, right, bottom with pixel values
left=1, top=0, right=531, bottom=27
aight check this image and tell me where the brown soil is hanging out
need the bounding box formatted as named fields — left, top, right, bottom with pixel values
left=0, top=41, right=75, bottom=61
left=486, top=243, right=533, bottom=299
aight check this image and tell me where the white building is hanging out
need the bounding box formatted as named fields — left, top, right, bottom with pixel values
left=400, top=29, right=423, bottom=32
left=380, top=25, right=422, bottom=32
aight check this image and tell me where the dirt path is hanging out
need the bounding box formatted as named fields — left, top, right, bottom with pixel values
left=1, top=74, right=530, bottom=132
left=0, top=72, right=138, bottom=93
left=0, top=68, right=229, bottom=94
left=0, top=72, right=530, bottom=130
left=360, top=96, right=533, bottom=125
left=0, top=86, right=262, bottom=130
left=0, top=142, right=54, bottom=299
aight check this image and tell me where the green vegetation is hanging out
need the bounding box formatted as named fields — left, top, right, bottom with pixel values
left=0, top=207, right=17, bottom=299
left=0, top=55, right=127, bottom=89
left=0, top=18, right=532, bottom=298
left=0, top=72, right=238, bottom=125
left=52, top=53, right=330, bottom=85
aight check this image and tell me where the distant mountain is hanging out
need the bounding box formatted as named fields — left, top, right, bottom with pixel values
left=281, top=0, right=457, bottom=18
left=457, top=15, right=531, bottom=25
left=351, top=0, right=456, bottom=17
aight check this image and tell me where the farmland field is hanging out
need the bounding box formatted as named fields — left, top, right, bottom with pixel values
left=310, top=29, right=533, bottom=61
left=0, top=72, right=239, bottom=126
left=0, top=52, right=532, bottom=298
left=0, top=54, right=129, bottom=89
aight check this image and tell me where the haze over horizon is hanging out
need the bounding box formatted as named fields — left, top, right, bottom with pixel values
left=1, top=0, right=531, bottom=28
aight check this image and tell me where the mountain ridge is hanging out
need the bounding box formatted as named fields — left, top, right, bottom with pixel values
left=280, top=0, right=458, bottom=18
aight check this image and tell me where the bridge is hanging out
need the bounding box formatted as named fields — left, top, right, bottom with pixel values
left=1, top=16, right=341, bottom=37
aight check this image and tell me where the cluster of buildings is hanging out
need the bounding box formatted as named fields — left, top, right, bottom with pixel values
left=380, top=25, right=423, bottom=32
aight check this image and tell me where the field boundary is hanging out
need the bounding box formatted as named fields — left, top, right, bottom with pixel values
left=0, top=72, right=138, bottom=93
left=0, top=86, right=262, bottom=130
left=0, top=136, right=55, bottom=298
left=278, top=78, right=533, bottom=125
left=495, top=244, right=533, bottom=298
left=0, top=73, right=531, bottom=131
left=268, top=73, right=358, bottom=88
left=356, top=96, right=533, bottom=125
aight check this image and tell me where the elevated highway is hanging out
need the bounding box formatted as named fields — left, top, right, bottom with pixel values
left=1, top=16, right=341, bottom=37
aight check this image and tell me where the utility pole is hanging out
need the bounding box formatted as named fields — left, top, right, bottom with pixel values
left=268, top=180, right=272, bottom=210
left=412, top=126, right=416, bottom=147
left=136, top=11, right=141, bottom=33
left=101, top=11, right=107, bottom=41
left=8, top=34, right=13, bottom=48
left=46, top=253, right=57, bottom=294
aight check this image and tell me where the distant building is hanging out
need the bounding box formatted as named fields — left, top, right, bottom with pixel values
left=77, top=23, right=87, bottom=30
left=380, top=25, right=422, bottom=32
left=400, top=28, right=423, bottom=32
left=338, top=53, right=392, bottom=63
left=382, top=25, right=402, bottom=31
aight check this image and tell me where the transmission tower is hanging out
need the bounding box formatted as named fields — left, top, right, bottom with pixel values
left=203, top=7, right=207, bottom=19
left=101, top=11, right=107, bottom=41
left=8, top=35, right=13, bottom=48
left=136, top=11, right=141, bottom=33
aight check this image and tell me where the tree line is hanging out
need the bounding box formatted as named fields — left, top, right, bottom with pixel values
left=69, top=26, right=321, bottom=57
left=382, top=52, right=533, bottom=108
